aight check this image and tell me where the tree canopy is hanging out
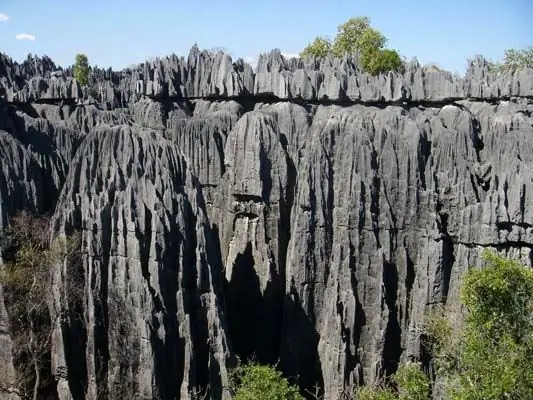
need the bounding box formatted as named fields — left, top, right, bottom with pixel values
left=73, top=53, right=90, bottom=86
left=497, top=47, right=533, bottom=71
left=448, top=251, right=533, bottom=399
left=299, top=16, right=403, bottom=75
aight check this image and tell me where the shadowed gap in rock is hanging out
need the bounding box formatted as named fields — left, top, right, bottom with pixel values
left=224, top=242, right=283, bottom=365
left=280, top=282, right=324, bottom=398
left=153, top=215, right=181, bottom=400
left=382, top=260, right=402, bottom=376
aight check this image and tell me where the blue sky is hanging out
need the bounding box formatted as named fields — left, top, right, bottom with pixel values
left=0, top=0, right=531, bottom=74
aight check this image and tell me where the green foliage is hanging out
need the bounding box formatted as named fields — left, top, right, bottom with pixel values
left=393, top=363, right=430, bottom=400
left=501, top=47, right=533, bottom=70
left=354, top=385, right=397, bottom=400
left=352, top=363, right=430, bottom=400
left=361, top=49, right=404, bottom=76
left=300, top=36, right=332, bottom=58
left=421, top=305, right=461, bottom=376
left=475, top=47, right=533, bottom=73
left=230, top=362, right=303, bottom=400
left=446, top=250, right=533, bottom=400
left=299, top=16, right=404, bottom=75
left=331, top=16, right=387, bottom=58
left=73, top=53, right=90, bottom=86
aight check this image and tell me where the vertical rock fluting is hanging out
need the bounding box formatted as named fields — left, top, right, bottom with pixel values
left=281, top=99, right=533, bottom=398
left=49, top=125, right=232, bottom=400
left=1, top=48, right=533, bottom=400
left=212, top=111, right=293, bottom=365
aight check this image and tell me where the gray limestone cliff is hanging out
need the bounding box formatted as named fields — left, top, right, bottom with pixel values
left=0, top=47, right=532, bottom=400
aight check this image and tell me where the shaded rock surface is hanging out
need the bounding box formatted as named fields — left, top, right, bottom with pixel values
left=0, top=48, right=532, bottom=399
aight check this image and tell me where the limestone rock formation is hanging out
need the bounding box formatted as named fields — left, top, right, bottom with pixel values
left=49, top=125, right=232, bottom=400
left=0, top=47, right=532, bottom=400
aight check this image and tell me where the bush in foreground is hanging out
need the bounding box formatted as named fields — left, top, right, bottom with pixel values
left=230, top=362, right=303, bottom=400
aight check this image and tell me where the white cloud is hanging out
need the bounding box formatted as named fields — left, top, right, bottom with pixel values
left=15, top=33, right=36, bottom=41
left=0, top=13, right=9, bottom=22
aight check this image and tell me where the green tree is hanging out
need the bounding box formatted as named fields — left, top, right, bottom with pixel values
left=300, top=36, right=332, bottom=58
left=447, top=251, right=533, bottom=400
left=299, top=16, right=403, bottom=75
left=501, top=47, right=533, bottom=70
left=331, top=16, right=387, bottom=58
left=362, top=48, right=404, bottom=75
left=474, top=47, right=533, bottom=73
left=73, top=53, right=90, bottom=86
left=230, top=362, right=303, bottom=400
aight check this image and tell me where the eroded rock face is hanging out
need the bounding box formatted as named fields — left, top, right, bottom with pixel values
left=0, top=48, right=532, bottom=400
left=212, top=111, right=294, bottom=365
left=49, top=125, right=232, bottom=400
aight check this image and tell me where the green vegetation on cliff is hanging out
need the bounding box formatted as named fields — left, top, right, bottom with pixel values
left=231, top=251, right=533, bottom=399
left=300, top=16, right=404, bottom=75
left=73, top=53, right=90, bottom=86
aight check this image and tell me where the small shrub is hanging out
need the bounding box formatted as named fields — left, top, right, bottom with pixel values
left=230, top=362, right=303, bottom=400
left=362, top=49, right=404, bottom=76
left=393, top=363, right=430, bottom=400
left=353, top=385, right=396, bottom=400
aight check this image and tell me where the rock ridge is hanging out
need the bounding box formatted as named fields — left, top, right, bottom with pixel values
left=2, top=47, right=532, bottom=106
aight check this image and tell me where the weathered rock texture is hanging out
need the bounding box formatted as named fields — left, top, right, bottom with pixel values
left=0, top=47, right=533, bottom=400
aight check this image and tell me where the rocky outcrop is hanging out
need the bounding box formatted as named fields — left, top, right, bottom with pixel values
left=2, top=48, right=533, bottom=105
left=212, top=111, right=294, bottom=366
left=49, top=125, right=232, bottom=400
left=0, top=47, right=532, bottom=400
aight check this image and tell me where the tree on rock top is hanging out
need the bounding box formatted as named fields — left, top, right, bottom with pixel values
left=73, top=53, right=90, bottom=86
left=499, top=47, right=533, bottom=70
left=299, top=16, right=403, bottom=75
left=300, top=36, right=331, bottom=58
left=331, top=16, right=387, bottom=58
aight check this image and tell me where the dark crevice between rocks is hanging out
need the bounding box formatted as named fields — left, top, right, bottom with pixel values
left=259, top=145, right=273, bottom=202
left=370, top=146, right=381, bottom=248
left=471, top=117, right=484, bottom=162
left=93, top=208, right=112, bottom=399
left=382, top=254, right=402, bottom=377
left=347, top=242, right=366, bottom=387
left=204, top=221, right=230, bottom=400
left=224, top=243, right=283, bottom=365
left=436, top=206, right=454, bottom=303
left=8, top=93, right=533, bottom=111
left=61, top=233, right=88, bottom=400
left=456, top=240, right=533, bottom=250
left=183, top=200, right=212, bottom=396
left=404, top=250, right=416, bottom=324
left=281, top=282, right=324, bottom=398
left=417, top=132, right=431, bottom=191
left=324, top=129, right=335, bottom=285
left=152, top=210, right=182, bottom=400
